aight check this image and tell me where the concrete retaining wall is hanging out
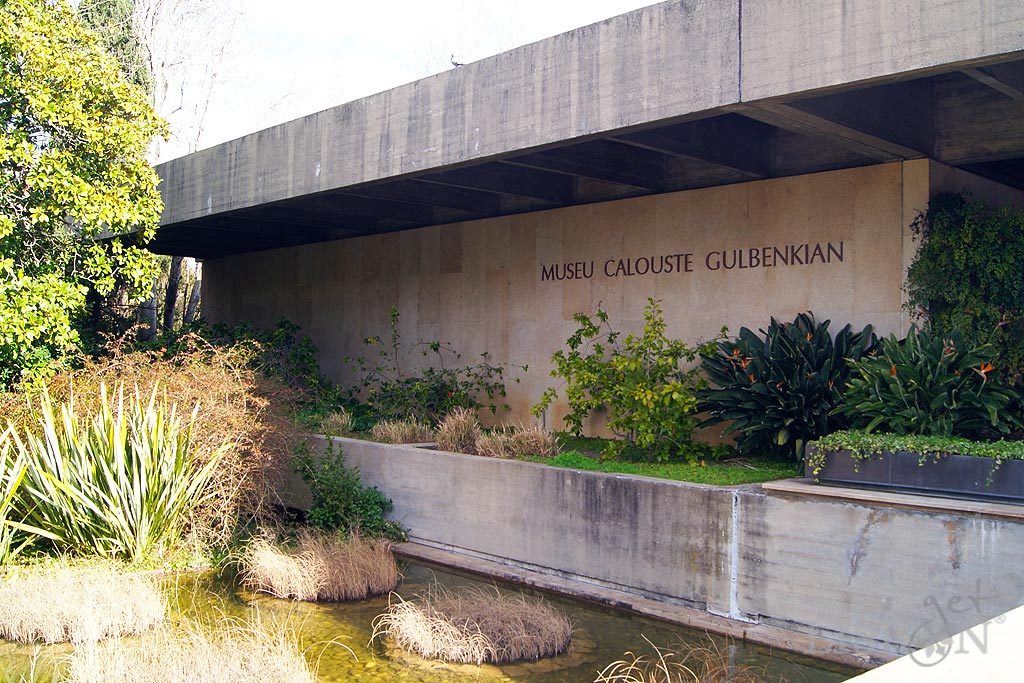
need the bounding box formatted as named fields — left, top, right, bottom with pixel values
left=287, top=436, right=1024, bottom=659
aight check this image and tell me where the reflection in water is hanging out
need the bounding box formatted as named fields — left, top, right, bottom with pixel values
left=0, top=561, right=857, bottom=682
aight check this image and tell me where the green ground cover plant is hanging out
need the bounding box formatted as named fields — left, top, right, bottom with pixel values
left=836, top=327, right=1020, bottom=439
left=533, top=299, right=720, bottom=463
left=524, top=451, right=800, bottom=486
left=699, top=313, right=876, bottom=462
left=807, top=429, right=1024, bottom=477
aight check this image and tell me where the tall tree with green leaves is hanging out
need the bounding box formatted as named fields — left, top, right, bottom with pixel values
left=0, top=0, right=166, bottom=387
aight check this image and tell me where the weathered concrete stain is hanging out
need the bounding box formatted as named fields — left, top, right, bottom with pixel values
left=848, top=509, right=891, bottom=583
left=943, top=519, right=964, bottom=570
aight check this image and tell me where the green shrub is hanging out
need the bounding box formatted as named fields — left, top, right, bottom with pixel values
left=532, top=299, right=718, bottom=463
left=906, top=192, right=1024, bottom=386
left=698, top=313, right=876, bottom=461
left=294, top=442, right=405, bottom=541
left=6, top=383, right=229, bottom=562
left=348, top=307, right=513, bottom=425
left=836, top=327, right=1020, bottom=438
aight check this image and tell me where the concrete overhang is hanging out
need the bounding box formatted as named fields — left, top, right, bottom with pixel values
left=152, top=0, right=1024, bottom=259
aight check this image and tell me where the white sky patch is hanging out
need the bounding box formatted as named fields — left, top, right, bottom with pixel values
left=157, top=0, right=652, bottom=161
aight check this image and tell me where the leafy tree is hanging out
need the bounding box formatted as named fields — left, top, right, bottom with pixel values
left=0, top=0, right=166, bottom=387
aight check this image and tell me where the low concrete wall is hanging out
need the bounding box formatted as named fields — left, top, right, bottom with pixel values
left=287, top=436, right=1024, bottom=660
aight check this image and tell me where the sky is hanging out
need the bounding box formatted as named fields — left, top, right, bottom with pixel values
left=156, top=0, right=653, bottom=161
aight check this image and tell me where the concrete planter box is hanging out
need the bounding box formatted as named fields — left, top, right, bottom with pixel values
left=806, top=446, right=1024, bottom=504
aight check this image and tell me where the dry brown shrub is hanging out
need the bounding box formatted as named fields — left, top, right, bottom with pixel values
left=370, top=419, right=434, bottom=444
left=594, top=636, right=775, bottom=683
left=0, top=332, right=306, bottom=549
left=372, top=585, right=571, bottom=665
left=435, top=408, right=481, bottom=454
left=319, top=409, right=353, bottom=436
left=0, top=563, right=165, bottom=644
left=240, top=532, right=399, bottom=602
left=475, top=424, right=559, bottom=459
left=61, top=613, right=317, bottom=683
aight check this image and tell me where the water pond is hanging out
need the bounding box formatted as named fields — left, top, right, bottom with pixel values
left=0, top=560, right=859, bottom=682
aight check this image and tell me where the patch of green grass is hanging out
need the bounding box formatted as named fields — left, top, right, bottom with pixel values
left=524, top=451, right=800, bottom=486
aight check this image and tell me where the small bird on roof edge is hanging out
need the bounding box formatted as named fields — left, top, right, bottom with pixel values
left=451, top=54, right=464, bottom=67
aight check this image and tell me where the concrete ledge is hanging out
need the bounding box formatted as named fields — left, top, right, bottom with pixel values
left=764, top=478, right=1024, bottom=522
left=395, top=540, right=886, bottom=670
left=287, top=435, right=1024, bottom=664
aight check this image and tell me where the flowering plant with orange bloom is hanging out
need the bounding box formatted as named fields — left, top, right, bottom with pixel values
left=837, top=327, right=1021, bottom=439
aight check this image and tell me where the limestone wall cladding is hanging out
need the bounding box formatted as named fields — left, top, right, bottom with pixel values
left=287, top=436, right=1024, bottom=657
left=201, top=160, right=1017, bottom=426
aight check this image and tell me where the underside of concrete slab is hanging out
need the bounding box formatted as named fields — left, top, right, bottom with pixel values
left=152, top=0, right=1024, bottom=258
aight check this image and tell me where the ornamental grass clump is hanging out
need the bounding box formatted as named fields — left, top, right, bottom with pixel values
left=0, top=563, right=165, bottom=644
left=5, top=383, right=229, bottom=562
left=319, top=409, right=353, bottom=436
left=372, top=585, right=572, bottom=665
left=370, top=419, right=435, bottom=444
left=475, top=424, right=559, bottom=459
left=240, top=532, right=399, bottom=602
left=435, top=408, right=482, bottom=454
left=61, top=614, right=316, bottom=683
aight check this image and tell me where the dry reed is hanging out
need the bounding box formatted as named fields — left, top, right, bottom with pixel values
left=240, top=532, right=399, bottom=602
left=0, top=564, right=165, bottom=644
left=370, top=419, right=434, bottom=444
left=319, top=409, right=353, bottom=436
left=434, top=408, right=482, bottom=454
left=594, top=636, right=774, bottom=683
left=372, top=584, right=571, bottom=665
left=60, top=613, right=316, bottom=683
left=0, top=333, right=305, bottom=549
left=475, top=424, right=559, bottom=459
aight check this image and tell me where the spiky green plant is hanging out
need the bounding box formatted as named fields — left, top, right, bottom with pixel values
left=0, top=430, right=54, bottom=563
left=7, top=383, right=230, bottom=562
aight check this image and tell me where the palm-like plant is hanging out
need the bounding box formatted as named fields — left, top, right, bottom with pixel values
left=699, top=313, right=876, bottom=461
left=8, top=383, right=230, bottom=562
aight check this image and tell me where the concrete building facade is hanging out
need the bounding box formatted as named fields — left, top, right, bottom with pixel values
left=154, top=0, right=1024, bottom=425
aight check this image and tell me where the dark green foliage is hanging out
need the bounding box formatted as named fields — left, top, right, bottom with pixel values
left=906, top=192, right=1024, bottom=385
left=836, top=327, right=1020, bottom=439
left=699, top=313, right=876, bottom=461
left=348, top=306, right=514, bottom=425
left=532, top=299, right=719, bottom=463
left=294, top=443, right=405, bottom=541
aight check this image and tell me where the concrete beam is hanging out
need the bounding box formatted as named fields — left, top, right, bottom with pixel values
left=158, top=0, right=739, bottom=226
left=741, top=0, right=1024, bottom=101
